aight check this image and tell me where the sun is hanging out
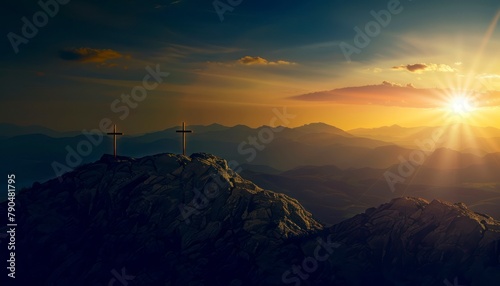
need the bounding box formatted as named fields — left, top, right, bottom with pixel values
left=449, top=96, right=474, bottom=116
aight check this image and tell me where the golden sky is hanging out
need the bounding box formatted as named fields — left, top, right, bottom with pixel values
left=2, top=1, right=500, bottom=133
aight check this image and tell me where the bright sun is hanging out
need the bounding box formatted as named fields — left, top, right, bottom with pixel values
left=449, top=96, right=474, bottom=116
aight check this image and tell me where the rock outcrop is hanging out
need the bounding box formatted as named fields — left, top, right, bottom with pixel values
left=9, top=153, right=321, bottom=285
left=323, top=197, right=500, bottom=285
left=2, top=153, right=500, bottom=285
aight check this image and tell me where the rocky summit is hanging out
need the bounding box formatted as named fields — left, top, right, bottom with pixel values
left=9, top=153, right=322, bottom=285
left=3, top=153, right=500, bottom=285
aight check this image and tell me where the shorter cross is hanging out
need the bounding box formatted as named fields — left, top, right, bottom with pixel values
left=176, top=122, right=193, bottom=156
left=107, top=124, right=123, bottom=159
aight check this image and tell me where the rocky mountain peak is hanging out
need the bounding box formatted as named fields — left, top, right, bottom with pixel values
left=4, top=154, right=500, bottom=285
left=48, top=152, right=323, bottom=237
left=12, top=152, right=322, bottom=285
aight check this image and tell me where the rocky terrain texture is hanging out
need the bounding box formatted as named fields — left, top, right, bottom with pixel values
left=325, top=197, right=500, bottom=285
left=2, top=153, right=500, bottom=285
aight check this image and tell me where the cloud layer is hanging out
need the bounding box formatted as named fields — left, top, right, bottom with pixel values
left=291, top=82, right=500, bottom=108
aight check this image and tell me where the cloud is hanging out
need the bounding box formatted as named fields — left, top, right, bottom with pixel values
left=363, top=67, right=383, bottom=73
left=238, top=56, right=268, bottom=65
left=155, top=1, right=181, bottom=9
left=59, top=48, right=125, bottom=64
left=477, top=73, right=500, bottom=79
left=392, top=63, right=456, bottom=73
left=237, top=56, right=296, bottom=66
left=290, top=82, right=500, bottom=108
left=393, top=63, right=427, bottom=72
left=382, top=81, right=402, bottom=87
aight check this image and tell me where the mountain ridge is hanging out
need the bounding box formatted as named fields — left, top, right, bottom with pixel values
left=3, top=152, right=500, bottom=285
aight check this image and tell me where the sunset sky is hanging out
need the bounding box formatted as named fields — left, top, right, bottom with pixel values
left=2, top=0, right=500, bottom=134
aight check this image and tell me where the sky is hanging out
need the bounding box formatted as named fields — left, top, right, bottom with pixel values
left=1, top=0, right=500, bottom=134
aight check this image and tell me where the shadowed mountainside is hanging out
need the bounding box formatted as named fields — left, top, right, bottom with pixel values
left=242, top=159, right=500, bottom=225
left=2, top=153, right=500, bottom=285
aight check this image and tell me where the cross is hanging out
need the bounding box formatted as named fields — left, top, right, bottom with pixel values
left=107, top=124, right=123, bottom=159
left=176, top=122, right=193, bottom=156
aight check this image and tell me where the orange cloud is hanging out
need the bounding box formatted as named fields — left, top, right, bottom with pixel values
left=59, top=47, right=124, bottom=63
left=290, top=82, right=500, bottom=108
left=237, top=56, right=295, bottom=66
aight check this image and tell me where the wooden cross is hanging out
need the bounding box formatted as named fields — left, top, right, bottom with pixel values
left=176, top=122, right=193, bottom=155
left=107, top=124, right=123, bottom=158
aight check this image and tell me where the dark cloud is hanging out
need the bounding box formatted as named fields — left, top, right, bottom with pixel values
left=393, top=63, right=428, bottom=72
left=392, top=63, right=456, bottom=73
left=59, top=48, right=124, bottom=63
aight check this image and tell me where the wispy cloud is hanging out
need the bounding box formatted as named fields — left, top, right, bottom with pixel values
left=155, top=0, right=182, bottom=9
left=156, top=44, right=242, bottom=63
left=477, top=73, right=500, bottom=79
left=392, top=63, right=456, bottom=73
left=363, top=67, right=383, bottom=73
left=207, top=56, right=297, bottom=68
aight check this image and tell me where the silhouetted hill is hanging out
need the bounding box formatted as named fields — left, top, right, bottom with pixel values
left=350, top=124, right=500, bottom=153
left=0, top=123, right=395, bottom=189
left=294, top=122, right=354, bottom=137
left=348, top=124, right=421, bottom=142
left=243, top=161, right=500, bottom=225
left=3, top=153, right=499, bottom=285
left=422, top=147, right=484, bottom=169
left=0, top=123, right=80, bottom=138
left=2, top=123, right=500, bottom=193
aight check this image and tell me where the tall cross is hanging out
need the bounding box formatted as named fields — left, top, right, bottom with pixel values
left=107, top=124, right=123, bottom=159
left=176, top=122, right=193, bottom=155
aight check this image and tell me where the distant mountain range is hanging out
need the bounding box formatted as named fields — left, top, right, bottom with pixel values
left=242, top=156, right=500, bottom=225
left=349, top=123, right=500, bottom=154
left=0, top=123, right=81, bottom=138
left=1, top=122, right=500, bottom=193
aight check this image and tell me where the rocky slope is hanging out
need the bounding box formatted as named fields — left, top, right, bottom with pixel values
left=8, top=153, right=321, bottom=285
left=2, top=153, right=500, bottom=285
left=325, top=197, right=500, bottom=285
